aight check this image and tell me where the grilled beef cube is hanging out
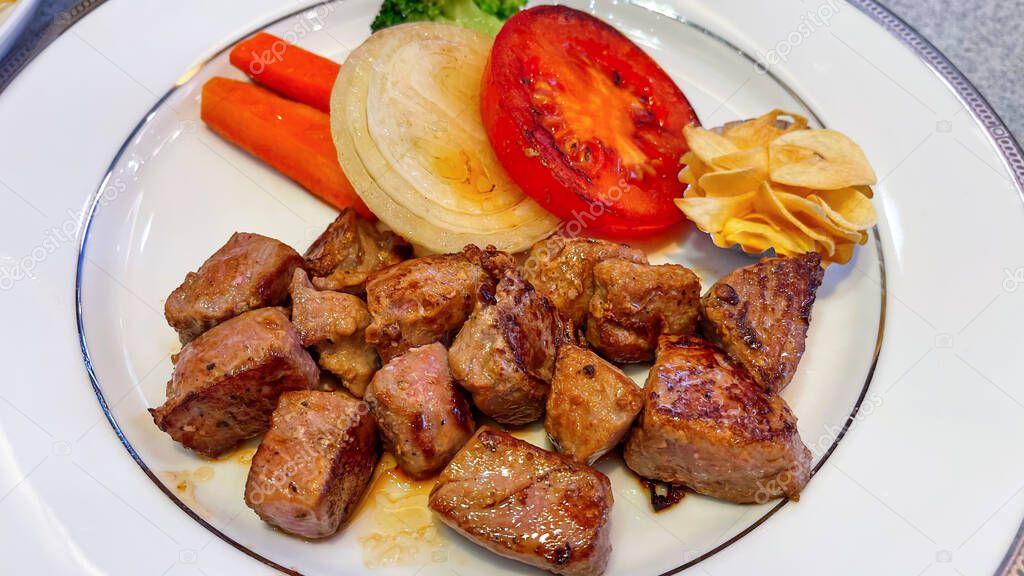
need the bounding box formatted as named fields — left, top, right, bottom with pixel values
left=364, top=343, right=475, bottom=478
left=623, top=335, right=811, bottom=503
left=429, top=428, right=613, bottom=576
left=303, top=208, right=411, bottom=293
left=586, top=259, right=701, bottom=362
left=244, top=390, right=378, bottom=538
left=289, top=269, right=378, bottom=397
left=449, top=268, right=558, bottom=426
left=150, top=308, right=318, bottom=457
left=364, top=247, right=495, bottom=363
left=523, top=235, right=648, bottom=328
left=700, top=253, right=824, bottom=392
left=165, top=232, right=303, bottom=344
left=545, top=343, right=643, bottom=465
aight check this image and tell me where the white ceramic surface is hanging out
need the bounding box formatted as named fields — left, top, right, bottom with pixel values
left=1, top=1, right=1022, bottom=575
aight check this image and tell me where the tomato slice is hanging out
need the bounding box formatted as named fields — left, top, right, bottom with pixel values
left=481, top=5, right=699, bottom=238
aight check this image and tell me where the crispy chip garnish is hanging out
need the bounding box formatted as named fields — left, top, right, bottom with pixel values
left=721, top=109, right=809, bottom=148
left=676, top=110, right=877, bottom=266
left=769, top=129, right=877, bottom=189
left=853, top=184, right=874, bottom=199
left=675, top=192, right=755, bottom=232
left=698, top=168, right=765, bottom=197
left=755, top=184, right=835, bottom=256
left=771, top=186, right=864, bottom=243
left=722, top=217, right=812, bottom=255
left=683, top=125, right=739, bottom=164
left=712, top=147, right=769, bottom=174
left=809, top=188, right=877, bottom=230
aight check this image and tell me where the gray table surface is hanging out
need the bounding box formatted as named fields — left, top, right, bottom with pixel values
left=3, top=0, right=1022, bottom=139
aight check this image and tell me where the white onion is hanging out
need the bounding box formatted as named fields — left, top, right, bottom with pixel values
left=330, top=22, right=559, bottom=254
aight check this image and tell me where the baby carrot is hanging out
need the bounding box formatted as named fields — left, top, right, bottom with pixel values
left=229, top=32, right=340, bottom=113
left=200, top=77, right=372, bottom=219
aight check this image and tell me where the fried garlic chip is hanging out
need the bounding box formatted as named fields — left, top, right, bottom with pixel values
left=770, top=129, right=877, bottom=189
left=676, top=109, right=877, bottom=266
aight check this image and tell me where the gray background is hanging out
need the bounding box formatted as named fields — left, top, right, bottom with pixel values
left=3, top=0, right=1023, bottom=137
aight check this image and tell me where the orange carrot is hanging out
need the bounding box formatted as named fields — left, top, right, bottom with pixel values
left=229, top=32, right=340, bottom=113
left=200, top=77, right=373, bottom=219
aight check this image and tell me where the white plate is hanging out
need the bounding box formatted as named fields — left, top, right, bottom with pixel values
left=78, top=1, right=884, bottom=573
left=1, top=1, right=1023, bottom=575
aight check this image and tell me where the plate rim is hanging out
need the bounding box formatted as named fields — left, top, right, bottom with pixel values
left=835, top=5, right=1024, bottom=571
left=844, top=0, right=1024, bottom=204
left=71, top=2, right=887, bottom=574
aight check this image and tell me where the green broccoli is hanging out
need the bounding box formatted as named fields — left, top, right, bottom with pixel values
left=370, top=0, right=527, bottom=36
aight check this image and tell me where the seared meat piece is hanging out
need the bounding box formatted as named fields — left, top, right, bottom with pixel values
left=365, top=248, right=495, bottom=363
left=165, top=232, right=303, bottom=344
left=623, top=336, right=811, bottom=503
left=150, top=308, right=318, bottom=457
left=289, top=269, right=365, bottom=346
left=430, top=427, right=613, bottom=576
left=244, top=390, right=378, bottom=539
left=586, top=259, right=701, bottom=363
left=449, top=268, right=558, bottom=426
left=700, top=253, right=824, bottom=392
left=365, top=343, right=475, bottom=478
left=289, top=269, right=378, bottom=397
left=304, top=208, right=412, bottom=293
left=523, top=235, right=648, bottom=328
left=317, top=346, right=377, bottom=398
left=545, top=343, right=643, bottom=465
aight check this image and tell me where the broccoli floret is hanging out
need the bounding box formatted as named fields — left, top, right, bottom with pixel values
left=473, top=0, right=526, bottom=20
left=370, top=0, right=443, bottom=31
left=371, top=0, right=527, bottom=35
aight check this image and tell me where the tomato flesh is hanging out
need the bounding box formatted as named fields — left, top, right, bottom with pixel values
left=481, top=5, right=699, bottom=237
